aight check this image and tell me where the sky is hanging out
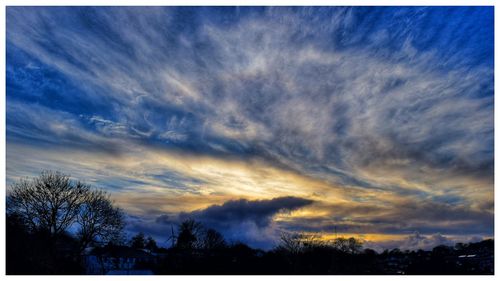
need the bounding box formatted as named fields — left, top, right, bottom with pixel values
left=6, top=6, right=494, bottom=251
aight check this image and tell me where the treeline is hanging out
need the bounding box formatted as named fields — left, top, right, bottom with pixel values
left=6, top=171, right=494, bottom=275
left=125, top=221, right=493, bottom=274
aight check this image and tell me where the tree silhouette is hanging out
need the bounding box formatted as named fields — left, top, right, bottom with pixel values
left=278, top=232, right=305, bottom=254
left=7, top=171, right=124, bottom=253
left=175, top=219, right=203, bottom=250
left=202, top=228, right=227, bottom=250
left=278, top=232, right=325, bottom=254
left=130, top=232, right=146, bottom=249
left=146, top=236, right=159, bottom=252
left=77, top=189, right=124, bottom=251
left=332, top=237, right=363, bottom=254
left=7, top=171, right=89, bottom=237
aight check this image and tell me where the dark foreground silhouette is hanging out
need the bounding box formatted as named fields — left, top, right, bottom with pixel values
left=7, top=213, right=494, bottom=275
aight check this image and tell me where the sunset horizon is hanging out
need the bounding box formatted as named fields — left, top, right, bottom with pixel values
left=6, top=6, right=494, bottom=261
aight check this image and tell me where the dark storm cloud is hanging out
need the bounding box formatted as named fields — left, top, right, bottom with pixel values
left=157, top=196, right=314, bottom=228
left=154, top=197, right=314, bottom=249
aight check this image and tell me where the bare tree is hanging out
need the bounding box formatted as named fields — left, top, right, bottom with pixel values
left=278, top=232, right=305, bottom=254
left=7, top=171, right=124, bottom=253
left=76, top=189, right=124, bottom=251
left=278, top=232, right=324, bottom=254
left=332, top=237, right=363, bottom=254
left=202, top=228, right=227, bottom=250
left=7, top=171, right=89, bottom=236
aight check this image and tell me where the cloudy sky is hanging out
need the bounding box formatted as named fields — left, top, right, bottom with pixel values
left=6, top=7, right=493, bottom=250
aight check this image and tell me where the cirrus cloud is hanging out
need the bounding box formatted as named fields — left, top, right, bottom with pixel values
left=6, top=7, right=493, bottom=249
